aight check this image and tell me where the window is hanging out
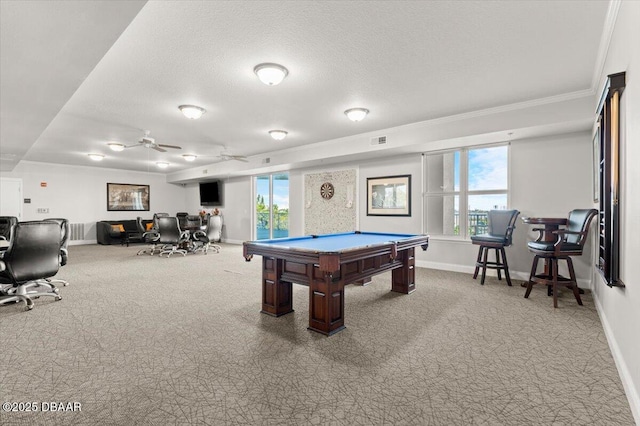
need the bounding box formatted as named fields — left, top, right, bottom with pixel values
left=424, top=145, right=509, bottom=238
left=254, top=173, right=289, bottom=240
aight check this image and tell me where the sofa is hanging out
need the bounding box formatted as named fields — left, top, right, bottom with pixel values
left=96, top=219, right=152, bottom=245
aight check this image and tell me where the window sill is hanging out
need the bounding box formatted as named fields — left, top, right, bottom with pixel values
left=426, top=236, right=472, bottom=243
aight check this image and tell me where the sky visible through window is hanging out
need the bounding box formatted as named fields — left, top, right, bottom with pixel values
left=453, top=146, right=508, bottom=211
left=256, top=175, right=289, bottom=209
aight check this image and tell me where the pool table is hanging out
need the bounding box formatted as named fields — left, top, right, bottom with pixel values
left=243, top=231, right=429, bottom=336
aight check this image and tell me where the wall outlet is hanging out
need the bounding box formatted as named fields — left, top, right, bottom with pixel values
left=37, top=208, right=49, bottom=213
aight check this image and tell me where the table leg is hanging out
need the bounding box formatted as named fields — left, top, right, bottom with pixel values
left=260, top=257, right=293, bottom=317
left=392, top=248, right=416, bottom=294
left=308, top=268, right=345, bottom=336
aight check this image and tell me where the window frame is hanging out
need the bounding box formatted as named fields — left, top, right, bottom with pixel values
left=423, top=143, right=510, bottom=240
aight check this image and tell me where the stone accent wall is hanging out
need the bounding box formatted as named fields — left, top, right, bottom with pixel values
left=304, top=169, right=356, bottom=234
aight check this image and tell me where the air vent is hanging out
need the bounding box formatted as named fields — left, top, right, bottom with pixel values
left=370, top=136, right=387, bottom=146
left=69, top=223, right=85, bottom=241
left=202, top=169, right=208, bottom=174
left=263, top=157, right=271, bottom=164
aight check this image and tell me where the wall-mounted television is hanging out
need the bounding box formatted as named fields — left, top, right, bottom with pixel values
left=199, top=180, right=223, bottom=206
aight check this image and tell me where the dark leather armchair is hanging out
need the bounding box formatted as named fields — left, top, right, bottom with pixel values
left=193, top=215, right=222, bottom=254
left=0, top=221, right=63, bottom=310
left=525, top=209, right=598, bottom=307
left=470, top=209, right=520, bottom=286
left=157, top=216, right=189, bottom=257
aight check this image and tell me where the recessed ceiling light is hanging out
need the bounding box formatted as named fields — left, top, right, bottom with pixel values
left=268, top=130, right=288, bottom=140
left=178, top=105, right=206, bottom=120
left=107, top=142, right=125, bottom=152
left=254, top=63, right=288, bottom=86
left=156, top=162, right=169, bottom=169
left=182, top=154, right=197, bottom=162
left=344, top=108, right=369, bottom=122
left=88, top=154, right=104, bottom=161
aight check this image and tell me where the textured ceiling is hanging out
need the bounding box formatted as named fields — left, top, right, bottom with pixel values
left=0, top=1, right=609, bottom=174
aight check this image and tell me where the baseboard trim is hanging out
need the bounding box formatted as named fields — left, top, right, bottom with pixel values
left=592, top=282, right=640, bottom=424
left=415, top=261, right=590, bottom=288
left=222, top=239, right=243, bottom=245
left=69, top=239, right=97, bottom=246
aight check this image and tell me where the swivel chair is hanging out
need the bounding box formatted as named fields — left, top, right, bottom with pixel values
left=0, top=216, right=17, bottom=242
left=192, top=215, right=222, bottom=254
left=136, top=216, right=160, bottom=255
left=470, top=209, right=520, bottom=286
left=176, top=212, right=189, bottom=230
left=157, top=216, right=189, bottom=257
left=525, top=209, right=597, bottom=308
left=42, top=218, right=70, bottom=288
left=0, top=221, right=63, bottom=310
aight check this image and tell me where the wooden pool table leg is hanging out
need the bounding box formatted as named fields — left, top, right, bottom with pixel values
left=392, top=248, right=416, bottom=294
left=308, top=269, right=345, bottom=336
left=260, top=257, right=293, bottom=317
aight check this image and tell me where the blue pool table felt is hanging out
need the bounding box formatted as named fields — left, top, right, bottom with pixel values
left=253, top=232, right=419, bottom=252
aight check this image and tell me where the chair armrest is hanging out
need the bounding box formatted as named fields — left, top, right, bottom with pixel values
left=0, top=236, right=6, bottom=240
left=531, top=228, right=545, bottom=242
left=192, top=230, right=205, bottom=239
left=142, top=231, right=160, bottom=241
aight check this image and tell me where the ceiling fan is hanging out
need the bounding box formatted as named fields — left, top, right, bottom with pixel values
left=216, top=148, right=248, bottom=162
left=127, top=130, right=182, bottom=153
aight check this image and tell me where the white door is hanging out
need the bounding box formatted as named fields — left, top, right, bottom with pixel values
left=0, top=178, right=23, bottom=219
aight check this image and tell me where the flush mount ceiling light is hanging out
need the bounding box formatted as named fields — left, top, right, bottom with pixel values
left=268, top=130, right=288, bottom=140
left=178, top=105, right=206, bottom=120
left=344, top=108, right=369, bottom=122
left=254, top=63, right=288, bottom=86
left=107, top=142, right=125, bottom=152
left=182, top=154, right=197, bottom=162
left=88, top=154, right=104, bottom=161
left=156, top=162, right=169, bottom=169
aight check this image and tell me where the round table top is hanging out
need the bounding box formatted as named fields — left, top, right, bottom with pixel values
left=521, top=217, right=567, bottom=225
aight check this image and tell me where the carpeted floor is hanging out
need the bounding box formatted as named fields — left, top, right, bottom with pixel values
left=0, top=243, right=634, bottom=425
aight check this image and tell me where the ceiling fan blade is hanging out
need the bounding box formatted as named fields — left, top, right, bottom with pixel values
left=157, top=144, right=182, bottom=150
left=232, top=156, right=248, bottom=162
left=152, top=146, right=167, bottom=153
left=124, top=144, right=141, bottom=149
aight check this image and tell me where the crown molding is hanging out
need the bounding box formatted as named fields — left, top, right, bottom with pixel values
left=591, top=0, right=622, bottom=92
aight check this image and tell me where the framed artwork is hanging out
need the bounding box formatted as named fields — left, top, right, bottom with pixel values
left=107, top=183, right=150, bottom=211
left=366, top=175, right=411, bottom=216
left=592, top=123, right=600, bottom=203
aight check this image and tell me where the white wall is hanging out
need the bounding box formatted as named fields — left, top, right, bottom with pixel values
left=184, top=177, right=253, bottom=243
left=0, top=161, right=188, bottom=242
left=590, top=1, right=640, bottom=421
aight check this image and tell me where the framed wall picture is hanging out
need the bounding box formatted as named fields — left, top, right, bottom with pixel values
left=107, top=183, right=150, bottom=211
left=366, top=175, right=411, bottom=216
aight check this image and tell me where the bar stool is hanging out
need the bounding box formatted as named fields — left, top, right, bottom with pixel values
left=525, top=209, right=597, bottom=308
left=471, top=209, right=520, bottom=286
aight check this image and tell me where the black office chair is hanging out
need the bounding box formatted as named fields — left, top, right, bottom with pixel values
left=136, top=216, right=160, bottom=256
left=193, top=215, right=222, bottom=254
left=525, top=209, right=597, bottom=308
left=176, top=212, right=189, bottom=230
left=42, top=218, right=70, bottom=288
left=157, top=216, right=189, bottom=257
left=184, top=215, right=202, bottom=231
left=0, top=221, right=63, bottom=310
left=0, top=216, right=18, bottom=242
left=470, top=209, right=520, bottom=286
